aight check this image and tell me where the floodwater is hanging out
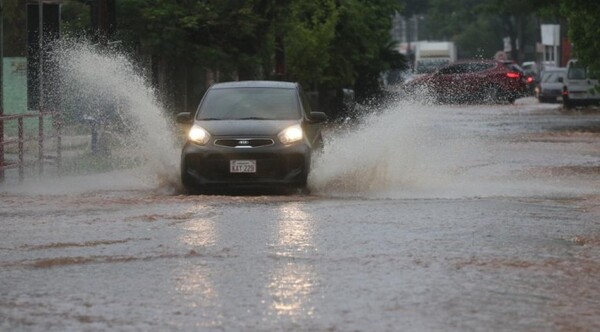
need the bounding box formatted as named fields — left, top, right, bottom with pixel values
left=1, top=97, right=599, bottom=331
left=1, top=41, right=599, bottom=331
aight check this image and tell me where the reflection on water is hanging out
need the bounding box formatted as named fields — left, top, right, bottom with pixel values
left=174, top=263, right=216, bottom=301
left=172, top=263, right=223, bottom=329
left=275, top=204, right=314, bottom=256
left=180, top=211, right=217, bottom=247
left=269, top=263, right=316, bottom=315
left=268, top=203, right=317, bottom=318
left=173, top=209, right=220, bottom=326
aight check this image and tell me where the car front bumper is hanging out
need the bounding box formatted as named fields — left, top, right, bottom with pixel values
left=181, top=141, right=311, bottom=188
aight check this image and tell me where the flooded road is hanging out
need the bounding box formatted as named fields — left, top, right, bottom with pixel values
left=1, top=99, right=599, bottom=331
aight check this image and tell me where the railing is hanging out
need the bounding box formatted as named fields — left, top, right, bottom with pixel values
left=0, top=111, right=62, bottom=183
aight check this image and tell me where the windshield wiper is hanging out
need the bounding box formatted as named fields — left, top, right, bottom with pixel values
left=198, top=117, right=224, bottom=120
left=238, top=117, right=268, bottom=120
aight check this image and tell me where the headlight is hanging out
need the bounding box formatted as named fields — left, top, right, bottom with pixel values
left=278, top=124, right=303, bottom=145
left=188, top=124, right=211, bottom=145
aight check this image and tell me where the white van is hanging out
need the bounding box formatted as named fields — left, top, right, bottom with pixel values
left=561, top=59, right=600, bottom=109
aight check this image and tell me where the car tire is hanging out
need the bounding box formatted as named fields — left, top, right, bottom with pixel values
left=482, top=85, right=500, bottom=104
left=181, top=169, right=200, bottom=194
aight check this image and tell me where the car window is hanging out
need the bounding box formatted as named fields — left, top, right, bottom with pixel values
left=506, top=63, right=525, bottom=74
left=568, top=67, right=586, bottom=80
left=298, top=87, right=312, bottom=115
left=416, top=59, right=450, bottom=74
left=438, top=64, right=463, bottom=75
left=197, top=87, right=301, bottom=120
left=568, top=61, right=587, bottom=80
left=542, top=72, right=560, bottom=83
left=464, top=63, right=495, bottom=73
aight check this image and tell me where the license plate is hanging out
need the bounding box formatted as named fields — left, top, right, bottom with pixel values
left=230, top=160, right=256, bottom=173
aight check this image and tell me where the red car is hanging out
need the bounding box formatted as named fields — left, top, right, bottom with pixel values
left=404, top=60, right=529, bottom=104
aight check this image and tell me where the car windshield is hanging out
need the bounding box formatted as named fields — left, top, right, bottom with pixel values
left=197, top=87, right=301, bottom=120
left=415, top=59, right=450, bottom=74
left=542, top=71, right=564, bottom=83
left=568, top=62, right=587, bottom=80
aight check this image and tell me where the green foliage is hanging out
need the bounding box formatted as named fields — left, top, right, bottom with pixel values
left=319, top=0, right=404, bottom=99
left=60, top=1, right=91, bottom=38
left=561, top=1, right=600, bottom=75
left=3, top=0, right=27, bottom=56
left=425, top=0, right=549, bottom=63
left=285, top=0, right=338, bottom=89
left=56, top=0, right=406, bottom=114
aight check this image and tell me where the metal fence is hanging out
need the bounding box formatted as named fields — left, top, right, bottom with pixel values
left=0, top=111, right=61, bottom=182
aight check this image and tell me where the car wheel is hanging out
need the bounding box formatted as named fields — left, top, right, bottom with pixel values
left=181, top=169, right=200, bottom=194
left=295, top=186, right=311, bottom=195
left=482, top=85, right=500, bottom=104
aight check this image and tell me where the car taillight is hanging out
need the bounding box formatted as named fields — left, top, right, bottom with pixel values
left=506, top=72, right=521, bottom=79
left=526, top=76, right=534, bottom=83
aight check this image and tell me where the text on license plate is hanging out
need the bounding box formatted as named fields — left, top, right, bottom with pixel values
left=230, top=160, right=256, bottom=173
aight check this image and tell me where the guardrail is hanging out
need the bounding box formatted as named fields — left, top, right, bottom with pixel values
left=0, top=111, right=62, bottom=183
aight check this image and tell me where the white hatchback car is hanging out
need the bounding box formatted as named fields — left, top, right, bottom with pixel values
left=561, top=59, right=600, bottom=109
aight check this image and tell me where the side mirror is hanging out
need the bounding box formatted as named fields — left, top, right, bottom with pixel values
left=309, top=112, right=328, bottom=123
left=558, top=77, right=564, bottom=83
left=176, top=112, right=193, bottom=124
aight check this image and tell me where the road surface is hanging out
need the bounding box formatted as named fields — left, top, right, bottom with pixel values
left=1, top=98, right=599, bottom=331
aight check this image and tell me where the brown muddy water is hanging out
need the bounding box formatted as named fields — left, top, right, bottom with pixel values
left=1, top=99, right=600, bottom=331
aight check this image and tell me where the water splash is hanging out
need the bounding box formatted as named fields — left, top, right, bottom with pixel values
left=308, top=98, right=475, bottom=198
left=52, top=39, right=181, bottom=193
left=308, top=93, right=599, bottom=199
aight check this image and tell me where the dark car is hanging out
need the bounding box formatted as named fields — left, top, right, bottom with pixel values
left=535, top=68, right=566, bottom=103
left=177, top=81, right=327, bottom=193
left=404, top=60, right=529, bottom=104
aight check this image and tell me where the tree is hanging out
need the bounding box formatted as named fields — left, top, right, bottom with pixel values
left=285, top=0, right=338, bottom=90
left=560, top=0, right=600, bottom=75
left=324, top=0, right=404, bottom=100
left=3, top=0, right=26, bottom=57
left=59, top=0, right=406, bottom=116
left=425, top=0, right=501, bottom=58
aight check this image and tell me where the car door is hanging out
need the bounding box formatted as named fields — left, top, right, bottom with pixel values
left=432, top=64, right=465, bottom=101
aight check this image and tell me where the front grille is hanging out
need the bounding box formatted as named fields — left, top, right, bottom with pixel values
left=214, top=138, right=274, bottom=148
left=186, top=153, right=305, bottom=181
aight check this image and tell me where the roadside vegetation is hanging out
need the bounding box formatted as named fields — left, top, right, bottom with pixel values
left=2, top=0, right=599, bottom=117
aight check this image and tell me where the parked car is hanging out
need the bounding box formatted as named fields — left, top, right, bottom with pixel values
left=560, top=59, right=600, bottom=109
left=177, top=81, right=327, bottom=193
left=535, top=67, right=566, bottom=103
left=403, top=60, right=529, bottom=104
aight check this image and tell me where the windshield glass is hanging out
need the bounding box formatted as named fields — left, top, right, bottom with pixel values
left=568, top=61, right=587, bottom=80
left=416, top=59, right=450, bottom=74
left=197, top=87, right=301, bottom=120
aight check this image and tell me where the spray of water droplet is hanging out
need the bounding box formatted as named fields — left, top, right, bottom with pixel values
left=308, top=95, right=473, bottom=198
left=51, top=39, right=181, bottom=193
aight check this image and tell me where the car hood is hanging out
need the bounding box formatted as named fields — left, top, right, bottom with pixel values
left=197, top=119, right=301, bottom=137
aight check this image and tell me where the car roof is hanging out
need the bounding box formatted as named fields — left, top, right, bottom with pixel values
left=453, top=59, right=499, bottom=64
left=210, top=80, right=298, bottom=89
left=542, top=67, right=566, bottom=72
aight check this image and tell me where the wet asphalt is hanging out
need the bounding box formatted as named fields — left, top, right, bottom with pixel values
left=1, top=99, right=599, bottom=331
